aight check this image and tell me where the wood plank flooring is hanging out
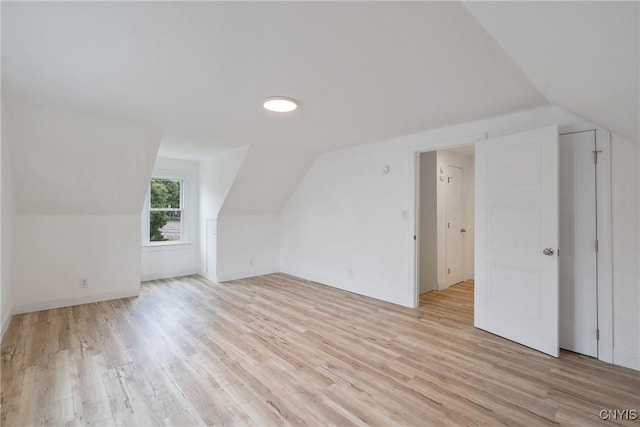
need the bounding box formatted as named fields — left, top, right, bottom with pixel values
left=1, top=274, right=639, bottom=426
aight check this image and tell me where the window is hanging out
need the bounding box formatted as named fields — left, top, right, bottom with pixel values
left=148, top=177, right=184, bottom=243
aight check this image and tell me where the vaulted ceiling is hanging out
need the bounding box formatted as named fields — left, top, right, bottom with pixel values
left=464, top=1, right=639, bottom=142
left=2, top=1, right=638, bottom=160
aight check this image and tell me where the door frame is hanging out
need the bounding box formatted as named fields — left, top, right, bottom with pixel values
left=407, top=126, right=613, bottom=363
left=558, top=125, right=613, bottom=363
left=444, top=163, right=466, bottom=288
left=409, top=133, right=486, bottom=306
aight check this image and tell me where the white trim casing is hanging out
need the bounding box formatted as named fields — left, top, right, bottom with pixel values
left=143, top=172, right=189, bottom=247
left=558, top=124, right=614, bottom=364
left=141, top=270, right=199, bottom=282
left=408, top=133, right=487, bottom=308
left=215, top=268, right=280, bottom=283
left=595, top=129, right=614, bottom=364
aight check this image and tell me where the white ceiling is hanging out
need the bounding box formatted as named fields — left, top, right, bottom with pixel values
left=464, top=1, right=639, bottom=141
left=2, top=1, right=546, bottom=158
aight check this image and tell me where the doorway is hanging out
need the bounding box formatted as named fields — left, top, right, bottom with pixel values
left=559, top=130, right=599, bottom=358
left=411, top=127, right=610, bottom=360
left=418, top=146, right=474, bottom=294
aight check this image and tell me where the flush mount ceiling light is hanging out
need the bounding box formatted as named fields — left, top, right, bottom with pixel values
left=263, top=96, right=298, bottom=113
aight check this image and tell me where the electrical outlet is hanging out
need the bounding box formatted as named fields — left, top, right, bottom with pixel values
left=348, top=269, right=353, bottom=278
left=79, top=279, right=88, bottom=288
left=249, top=258, right=254, bottom=266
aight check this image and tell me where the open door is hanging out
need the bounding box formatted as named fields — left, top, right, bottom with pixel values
left=475, top=125, right=559, bottom=357
left=446, top=165, right=465, bottom=287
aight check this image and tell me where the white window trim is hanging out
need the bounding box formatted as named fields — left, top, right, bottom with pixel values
left=143, top=173, right=189, bottom=247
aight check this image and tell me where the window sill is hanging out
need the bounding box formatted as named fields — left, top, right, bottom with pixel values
left=142, top=242, right=192, bottom=252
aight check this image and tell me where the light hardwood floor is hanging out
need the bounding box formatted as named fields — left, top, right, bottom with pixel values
left=1, top=274, right=639, bottom=426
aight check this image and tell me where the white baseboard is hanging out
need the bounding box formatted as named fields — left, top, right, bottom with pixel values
left=12, top=288, right=140, bottom=315
left=1, top=309, right=13, bottom=341
left=198, top=270, right=217, bottom=282
left=614, top=348, right=640, bottom=371
left=141, top=269, right=199, bottom=282
left=216, top=267, right=280, bottom=283
left=280, top=266, right=411, bottom=307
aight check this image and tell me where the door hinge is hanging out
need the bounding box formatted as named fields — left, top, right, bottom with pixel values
left=593, top=150, right=602, bottom=164
left=596, top=329, right=600, bottom=341
left=413, top=235, right=416, bottom=241
left=448, top=268, right=450, bottom=275
left=447, top=222, right=450, bottom=229
left=595, top=240, right=599, bottom=252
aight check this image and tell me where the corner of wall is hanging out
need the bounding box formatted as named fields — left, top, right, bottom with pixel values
left=1, top=110, right=15, bottom=342
left=216, top=214, right=280, bottom=282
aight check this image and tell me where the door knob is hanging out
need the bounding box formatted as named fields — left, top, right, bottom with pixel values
left=461, top=228, right=466, bottom=233
left=543, top=248, right=555, bottom=256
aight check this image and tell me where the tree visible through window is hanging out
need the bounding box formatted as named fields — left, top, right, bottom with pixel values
left=149, top=178, right=183, bottom=242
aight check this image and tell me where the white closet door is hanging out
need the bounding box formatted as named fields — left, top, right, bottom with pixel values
left=475, top=125, right=559, bottom=357
left=559, top=131, right=598, bottom=357
left=446, top=165, right=465, bottom=286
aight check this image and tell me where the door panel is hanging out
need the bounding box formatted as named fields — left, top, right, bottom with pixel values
left=446, top=166, right=464, bottom=286
left=559, top=131, right=597, bottom=357
left=475, top=125, right=559, bottom=357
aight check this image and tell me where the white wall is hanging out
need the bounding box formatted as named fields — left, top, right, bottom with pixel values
left=216, top=215, right=279, bottom=282
left=210, top=145, right=314, bottom=282
left=611, top=133, right=640, bottom=370
left=1, top=122, right=14, bottom=338
left=281, top=139, right=415, bottom=306
left=436, top=149, right=475, bottom=288
left=280, top=107, right=640, bottom=369
left=199, top=146, right=249, bottom=279
left=419, top=152, right=437, bottom=293
left=13, top=215, right=141, bottom=313
left=141, top=157, right=200, bottom=281
left=281, top=105, right=638, bottom=371
left=5, top=102, right=161, bottom=313
left=282, top=106, right=580, bottom=307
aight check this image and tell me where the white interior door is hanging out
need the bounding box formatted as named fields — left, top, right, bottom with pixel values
left=559, top=131, right=598, bottom=357
left=475, top=125, right=559, bottom=357
left=446, top=165, right=465, bottom=286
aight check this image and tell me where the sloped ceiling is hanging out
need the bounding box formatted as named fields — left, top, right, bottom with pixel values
left=2, top=1, right=545, bottom=156
left=3, top=2, right=637, bottom=218
left=4, top=102, right=162, bottom=215
left=464, top=1, right=639, bottom=141
left=200, top=145, right=250, bottom=219
left=220, top=146, right=316, bottom=215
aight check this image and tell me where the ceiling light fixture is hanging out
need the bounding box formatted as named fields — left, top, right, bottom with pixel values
left=263, top=96, right=298, bottom=113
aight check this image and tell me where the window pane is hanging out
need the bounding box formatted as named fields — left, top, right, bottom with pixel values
left=150, top=178, right=181, bottom=209
left=150, top=211, right=182, bottom=242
